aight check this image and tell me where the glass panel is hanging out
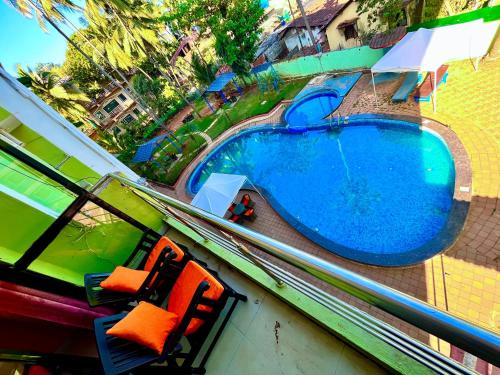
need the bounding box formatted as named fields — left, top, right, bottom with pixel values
left=118, top=93, right=126, bottom=101
left=29, top=201, right=143, bottom=286
left=103, top=99, right=119, bottom=113
left=121, top=114, right=135, bottom=125
left=0, top=150, right=76, bottom=264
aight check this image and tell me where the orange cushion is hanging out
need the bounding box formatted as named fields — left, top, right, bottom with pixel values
left=107, top=301, right=178, bottom=355
left=168, top=261, right=224, bottom=335
left=100, top=266, right=149, bottom=294
left=144, top=236, right=185, bottom=272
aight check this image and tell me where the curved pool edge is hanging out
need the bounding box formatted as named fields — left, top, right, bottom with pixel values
left=185, top=114, right=472, bottom=267
left=283, top=88, right=341, bottom=127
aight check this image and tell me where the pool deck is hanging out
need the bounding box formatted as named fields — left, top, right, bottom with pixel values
left=156, top=45, right=500, bottom=354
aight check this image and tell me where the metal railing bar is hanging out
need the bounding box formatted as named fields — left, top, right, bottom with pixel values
left=125, top=184, right=287, bottom=286
left=176, top=212, right=472, bottom=374
left=109, top=173, right=500, bottom=367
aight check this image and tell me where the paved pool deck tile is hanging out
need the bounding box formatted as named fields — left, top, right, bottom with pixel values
left=157, top=45, right=500, bottom=355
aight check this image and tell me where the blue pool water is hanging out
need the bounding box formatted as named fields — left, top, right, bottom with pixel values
left=284, top=92, right=342, bottom=127
left=188, top=120, right=457, bottom=266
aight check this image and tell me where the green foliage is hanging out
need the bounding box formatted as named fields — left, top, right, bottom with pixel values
left=356, top=0, right=406, bottom=29
left=61, top=31, right=110, bottom=97
left=6, top=0, right=81, bottom=30
left=132, top=74, right=181, bottom=117
left=164, top=0, right=265, bottom=75
left=83, top=0, right=164, bottom=71
left=191, top=54, right=217, bottom=86
left=211, top=0, right=265, bottom=75
left=95, top=114, right=150, bottom=160
left=17, top=64, right=90, bottom=127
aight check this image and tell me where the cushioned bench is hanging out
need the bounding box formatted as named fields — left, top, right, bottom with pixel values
left=392, top=72, right=419, bottom=102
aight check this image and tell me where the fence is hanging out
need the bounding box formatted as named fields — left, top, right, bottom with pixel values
left=273, top=46, right=387, bottom=78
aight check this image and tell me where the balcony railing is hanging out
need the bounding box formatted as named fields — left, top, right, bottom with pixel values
left=108, top=173, right=500, bottom=371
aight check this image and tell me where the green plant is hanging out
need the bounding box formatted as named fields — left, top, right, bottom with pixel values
left=356, top=0, right=406, bottom=29
left=164, top=0, right=265, bottom=76
left=17, top=64, right=90, bottom=127
left=191, top=53, right=217, bottom=86
left=132, top=74, right=181, bottom=118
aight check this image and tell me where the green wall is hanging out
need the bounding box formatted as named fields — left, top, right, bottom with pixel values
left=0, top=107, right=9, bottom=121
left=97, top=179, right=164, bottom=231
left=1, top=112, right=165, bottom=286
left=0, top=192, right=55, bottom=265
left=408, top=5, right=500, bottom=31
left=10, top=124, right=100, bottom=183
left=273, top=46, right=386, bottom=78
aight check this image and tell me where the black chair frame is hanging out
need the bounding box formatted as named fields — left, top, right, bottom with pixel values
left=84, top=230, right=192, bottom=308
left=94, top=262, right=247, bottom=375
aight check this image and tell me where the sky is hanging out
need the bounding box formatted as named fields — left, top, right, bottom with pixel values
left=0, top=2, right=84, bottom=77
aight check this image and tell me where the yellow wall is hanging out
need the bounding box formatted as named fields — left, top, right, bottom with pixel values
left=325, top=1, right=381, bottom=51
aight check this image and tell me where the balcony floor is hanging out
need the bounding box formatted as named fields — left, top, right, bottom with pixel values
left=167, top=229, right=388, bottom=375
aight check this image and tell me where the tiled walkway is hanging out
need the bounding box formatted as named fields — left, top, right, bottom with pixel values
left=156, top=47, right=499, bottom=354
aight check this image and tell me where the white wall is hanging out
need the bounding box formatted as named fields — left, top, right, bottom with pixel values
left=325, top=1, right=381, bottom=51
left=0, top=67, right=140, bottom=181
left=283, top=27, right=323, bottom=51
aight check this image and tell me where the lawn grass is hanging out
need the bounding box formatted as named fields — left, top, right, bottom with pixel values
left=148, top=77, right=310, bottom=185
left=185, top=77, right=309, bottom=140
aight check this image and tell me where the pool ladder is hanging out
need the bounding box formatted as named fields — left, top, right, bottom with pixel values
left=332, top=112, right=349, bottom=128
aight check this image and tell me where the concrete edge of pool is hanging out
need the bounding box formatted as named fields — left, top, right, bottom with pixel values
left=185, top=114, right=472, bottom=267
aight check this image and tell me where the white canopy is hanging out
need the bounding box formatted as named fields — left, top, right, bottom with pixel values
left=370, top=19, right=499, bottom=111
left=191, top=173, right=248, bottom=217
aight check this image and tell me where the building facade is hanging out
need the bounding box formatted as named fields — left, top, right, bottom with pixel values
left=86, top=82, right=147, bottom=132
left=325, top=0, right=381, bottom=51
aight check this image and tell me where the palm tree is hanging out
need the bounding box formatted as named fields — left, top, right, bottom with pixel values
left=83, top=0, right=162, bottom=73
left=17, top=65, right=90, bottom=127
left=4, top=0, right=81, bottom=30
left=84, top=1, right=200, bottom=117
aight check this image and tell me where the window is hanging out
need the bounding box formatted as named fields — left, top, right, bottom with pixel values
left=343, top=24, right=358, bottom=41
left=103, top=99, right=119, bottom=113
left=121, top=114, right=135, bottom=125
left=133, top=108, right=141, bottom=116
left=117, top=93, right=127, bottom=101
left=95, top=111, right=105, bottom=120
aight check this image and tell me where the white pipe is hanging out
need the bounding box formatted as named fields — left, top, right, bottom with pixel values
left=371, top=72, right=378, bottom=106
left=432, top=70, right=437, bottom=113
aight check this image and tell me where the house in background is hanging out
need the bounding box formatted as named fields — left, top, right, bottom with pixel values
left=86, top=81, right=147, bottom=132
left=324, top=0, right=382, bottom=50
left=254, top=31, right=287, bottom=62
left=279, top=0, right=381, bottom=57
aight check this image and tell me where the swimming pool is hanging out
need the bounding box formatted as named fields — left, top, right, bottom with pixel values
left=187, top=117, right=464, bottom=266
left=284, top=91, right=342, bottom=127
left=284, top=72, right=362, bottom=129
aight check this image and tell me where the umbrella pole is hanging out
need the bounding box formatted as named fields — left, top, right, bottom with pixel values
left=432, top=70, right=437, bottom=113
left=247, top=178, right=265, bottom=201
left=371, top=72, right=379, bottom=106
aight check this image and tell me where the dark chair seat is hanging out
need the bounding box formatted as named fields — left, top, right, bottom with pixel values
left=94, top=261, right=247, bottom=375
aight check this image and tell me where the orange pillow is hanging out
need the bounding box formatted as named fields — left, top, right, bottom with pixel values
left=100, top=266, right=149, bottom=294
left=107, top=301, right=178, bottom=355
left=168, top=261, right=224, bottom=335
left=144, top=236, right=185, bottom=272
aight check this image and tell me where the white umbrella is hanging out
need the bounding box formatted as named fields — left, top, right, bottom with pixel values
left=191, top=173, right=248, bottom=217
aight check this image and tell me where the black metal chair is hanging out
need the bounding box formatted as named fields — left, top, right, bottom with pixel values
left=84, top=230, right=191, bottom=308
left=94, top=261, right=247, bottom=375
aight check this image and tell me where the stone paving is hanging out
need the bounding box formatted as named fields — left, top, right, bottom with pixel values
left=156, top=44, right=500, bottom=355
